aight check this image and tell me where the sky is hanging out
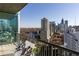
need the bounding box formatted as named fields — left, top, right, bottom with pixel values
left=20, top=3, right=79, bottom=28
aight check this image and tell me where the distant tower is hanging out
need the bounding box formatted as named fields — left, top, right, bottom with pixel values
left=64, top=20, right=68, bottom=31
left=50, top=21, right=56, bottom=36
left=40, top=17, right=50, bottom=42
left=60, top=18, right=65, bottom=33
left=61, top=18, right=64, bottom=24
left=57, top=23, right=60, bottom=32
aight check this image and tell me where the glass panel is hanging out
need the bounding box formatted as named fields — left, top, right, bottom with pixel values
left=0, top=12, right=18, bottom=45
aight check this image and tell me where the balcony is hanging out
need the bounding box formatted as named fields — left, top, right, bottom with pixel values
left=0, top=3, right=27, bottom=56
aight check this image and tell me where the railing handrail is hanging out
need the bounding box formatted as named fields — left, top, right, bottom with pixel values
left=38, top=39, right=79, bottom=55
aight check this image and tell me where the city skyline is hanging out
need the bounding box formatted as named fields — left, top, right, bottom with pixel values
left=20, top=3, right=79, bottom=28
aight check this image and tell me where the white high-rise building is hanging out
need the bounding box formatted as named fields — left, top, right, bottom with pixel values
left=40, top=17, right=50, bottom=42
left=50, top=21, right=56, bottom=36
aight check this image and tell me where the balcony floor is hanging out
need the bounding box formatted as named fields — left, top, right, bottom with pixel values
left=0, top=43, right=16, bottom=56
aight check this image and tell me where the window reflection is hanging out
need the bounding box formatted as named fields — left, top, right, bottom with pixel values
left=0, top=13, right=18, bottom=45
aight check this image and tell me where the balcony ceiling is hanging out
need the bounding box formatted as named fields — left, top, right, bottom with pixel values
left=0, top=3, right=27, bottom=14
left=0, top=3, right=27, bottom=19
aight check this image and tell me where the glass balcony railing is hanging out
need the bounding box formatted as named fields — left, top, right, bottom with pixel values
left=0, top=12, right=18, bottom=45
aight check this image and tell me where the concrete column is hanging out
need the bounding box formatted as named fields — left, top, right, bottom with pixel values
left=18, top=11, right=20, bottom=34
left=16, top=12, right=20, bottom=45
